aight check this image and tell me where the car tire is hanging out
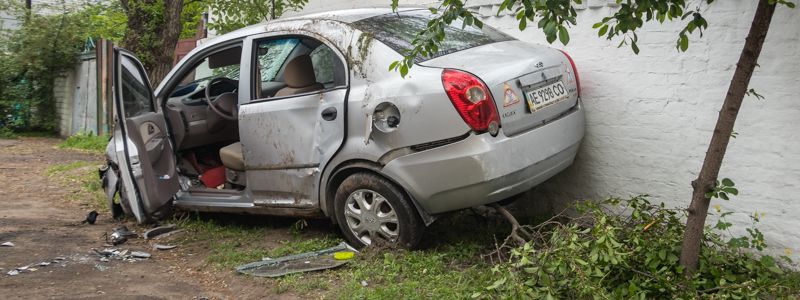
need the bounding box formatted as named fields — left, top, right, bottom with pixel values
left=334, top=172, right=424, bottom=249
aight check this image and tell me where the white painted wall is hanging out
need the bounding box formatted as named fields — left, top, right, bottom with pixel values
left=290, top=1, right=800, bottom=258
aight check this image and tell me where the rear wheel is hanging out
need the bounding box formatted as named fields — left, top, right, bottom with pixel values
left=334, top=172, right=423, bottom=249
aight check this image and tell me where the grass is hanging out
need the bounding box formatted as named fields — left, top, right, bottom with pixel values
left=59, top=132, right=109, bottom=154
left=46, top=160, right=106, bottom=211
left=171, top=210, right=513, bottom=299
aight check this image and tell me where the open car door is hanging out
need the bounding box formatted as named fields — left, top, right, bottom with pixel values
left=112, top=48, right=179, bottom=223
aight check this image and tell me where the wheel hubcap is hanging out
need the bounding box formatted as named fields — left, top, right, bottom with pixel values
left=344, top=189, right=399, bottom=245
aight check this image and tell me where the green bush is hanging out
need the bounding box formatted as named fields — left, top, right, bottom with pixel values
left=0, top=127, right=17, bottom=139
left=478, top=196, right=797, bottom=299
left=59, top=132, right=109, bottom=154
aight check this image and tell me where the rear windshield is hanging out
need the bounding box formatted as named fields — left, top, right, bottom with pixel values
left=352, top=10, right=514, bottom=62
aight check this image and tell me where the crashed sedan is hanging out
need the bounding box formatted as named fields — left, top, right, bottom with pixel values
left=101, top=8, right=585, bottom=248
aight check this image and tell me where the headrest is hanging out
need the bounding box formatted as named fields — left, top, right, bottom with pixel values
left=283, top=55, right=318, bottom=88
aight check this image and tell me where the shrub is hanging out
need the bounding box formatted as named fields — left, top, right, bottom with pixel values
left=0, top=127, right=17, bottom=139
left=478, top=196, right=797, bottom=299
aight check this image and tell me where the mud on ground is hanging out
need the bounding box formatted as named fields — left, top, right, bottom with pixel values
left=0, top=138, right=311, bottom=299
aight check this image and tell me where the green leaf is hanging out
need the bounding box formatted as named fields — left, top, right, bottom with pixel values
left=722, top=187, right=738, bottom=195
left=631, top=41, right=640, bottom=54
left=721, top=178, right=734, bottom=187
left=558, top=26, right=570, bottom=45
left=519, top=17, right=527, bottom=31
left=678, top=35, right=689, bottom=52
left=598, top=24, right=609, bottom=37
left=388, top=61, right=399, bottom=71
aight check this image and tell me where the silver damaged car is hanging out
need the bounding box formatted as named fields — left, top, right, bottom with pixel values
left=101, top=8, right=586, bottom=248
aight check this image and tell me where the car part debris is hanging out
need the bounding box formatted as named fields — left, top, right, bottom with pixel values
left=1, top=241, right=14, bottom=247
left=153, top=244, right=176, bottom=251
left=108, top=226, right=137, bottom=245
left=143, top=224, right=177, bottom=240
left=236, top=242, right=356, bottom=278
left=82, top=210, right=99, bottom=224
left=131, top=251, right=151, bottom=258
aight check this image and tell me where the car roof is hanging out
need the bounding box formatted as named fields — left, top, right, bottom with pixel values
left=200, top=7, right=425, bottom=47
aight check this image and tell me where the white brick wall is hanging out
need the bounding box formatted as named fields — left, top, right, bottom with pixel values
left=291, top=0, right=800, bottom=258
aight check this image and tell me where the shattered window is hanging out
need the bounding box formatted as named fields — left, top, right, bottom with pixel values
left=257, top=38, right=299, bottom=81
left=309, top=44, right=335, bottom=85
left=352, top=10, right=514, bottom=62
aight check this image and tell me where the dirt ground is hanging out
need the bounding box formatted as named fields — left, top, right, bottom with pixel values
left=0, top=138, right=305, bottom=299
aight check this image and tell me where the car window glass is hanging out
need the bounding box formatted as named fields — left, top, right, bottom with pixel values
left=119, top=55, right=153, bottom=117
left=309, top=44, right=335, bottom=85
left=257, top=38, right=299, bottom=81
left=352, top=10, right=513, bottom=62
left=168, top=46, right=242, bottom=101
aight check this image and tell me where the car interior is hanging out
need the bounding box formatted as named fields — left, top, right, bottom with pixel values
left=161, top=37, right=346, bottom=192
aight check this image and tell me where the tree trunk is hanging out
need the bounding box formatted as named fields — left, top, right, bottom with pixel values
left=120, top=0, right=184, bottom=86
left=679, top=0, right=776, bottom=274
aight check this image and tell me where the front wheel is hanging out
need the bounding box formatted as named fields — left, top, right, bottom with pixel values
left=334, top=172, right=424, bottom=249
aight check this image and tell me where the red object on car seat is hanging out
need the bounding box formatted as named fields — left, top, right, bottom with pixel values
left=199, top=166, right=226, bottom=188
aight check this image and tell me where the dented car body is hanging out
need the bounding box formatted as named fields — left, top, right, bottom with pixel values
left=102, top=8, right=585, bottom=248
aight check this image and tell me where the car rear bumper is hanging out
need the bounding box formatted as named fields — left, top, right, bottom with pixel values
left=382, top=102, right=585, bottom=214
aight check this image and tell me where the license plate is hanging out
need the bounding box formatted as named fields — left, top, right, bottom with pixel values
left=524, top=81, right=568, bottom=113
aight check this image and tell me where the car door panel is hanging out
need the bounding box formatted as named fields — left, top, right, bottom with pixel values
left=122, top=113, right=179, bottom=211
left=240, top=89, right=346, bottom=207
left=113, top=49, right=179, bottom=223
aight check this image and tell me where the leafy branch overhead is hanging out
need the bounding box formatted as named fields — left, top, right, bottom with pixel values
left=390, top=0, right=793, bottom=77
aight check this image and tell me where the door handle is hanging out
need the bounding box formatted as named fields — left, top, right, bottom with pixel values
left=321, top=107, right=337, bottom=121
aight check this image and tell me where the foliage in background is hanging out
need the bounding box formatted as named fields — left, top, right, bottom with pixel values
left=0, top=0, right=130, bottom=133
left=478, top=196, right=797, bottom=299
left=204, top=0, right=308, bottom=35
left=389, top=0, right=716, bottom=76
left=0, top=1, right=88, bottom=132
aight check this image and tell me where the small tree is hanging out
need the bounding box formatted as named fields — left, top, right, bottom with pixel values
left=390, top=0, right=794, bottom=274
left=0, top=1, right=113, bottom=131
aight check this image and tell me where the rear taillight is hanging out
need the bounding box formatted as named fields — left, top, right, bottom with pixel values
left=559, top=50, right=581, bottom=97
left=441, top=69, right=500, bottom=135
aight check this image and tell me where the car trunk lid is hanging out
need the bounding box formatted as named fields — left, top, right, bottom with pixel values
left=420, top=40, right=579, bottom=136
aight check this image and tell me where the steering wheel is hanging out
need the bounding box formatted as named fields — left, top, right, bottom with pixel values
left=204, top=77, right=238, bottom=121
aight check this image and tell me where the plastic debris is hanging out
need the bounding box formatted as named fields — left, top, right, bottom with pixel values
left=92, top=248, right=149, bottom=262
left=95, top=264, right=109, bottom=272
left=153, top=244, right=177, bottom=251
left=1, top=241, right=14, bottom=247
left=82, top=210, right=99, bottom=225
left=7, top=270, right=19, bottom=276
left=109, top=226, right=137, bottom=245
left=131, top=251, right=151, bottom=259
left=236, top=242, right=357, bottom=278
left=143, top=224, right=177, bottom=240
left=361, top=280, right=368, bottom=287
left=38, top=262, right=50, bottom=266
